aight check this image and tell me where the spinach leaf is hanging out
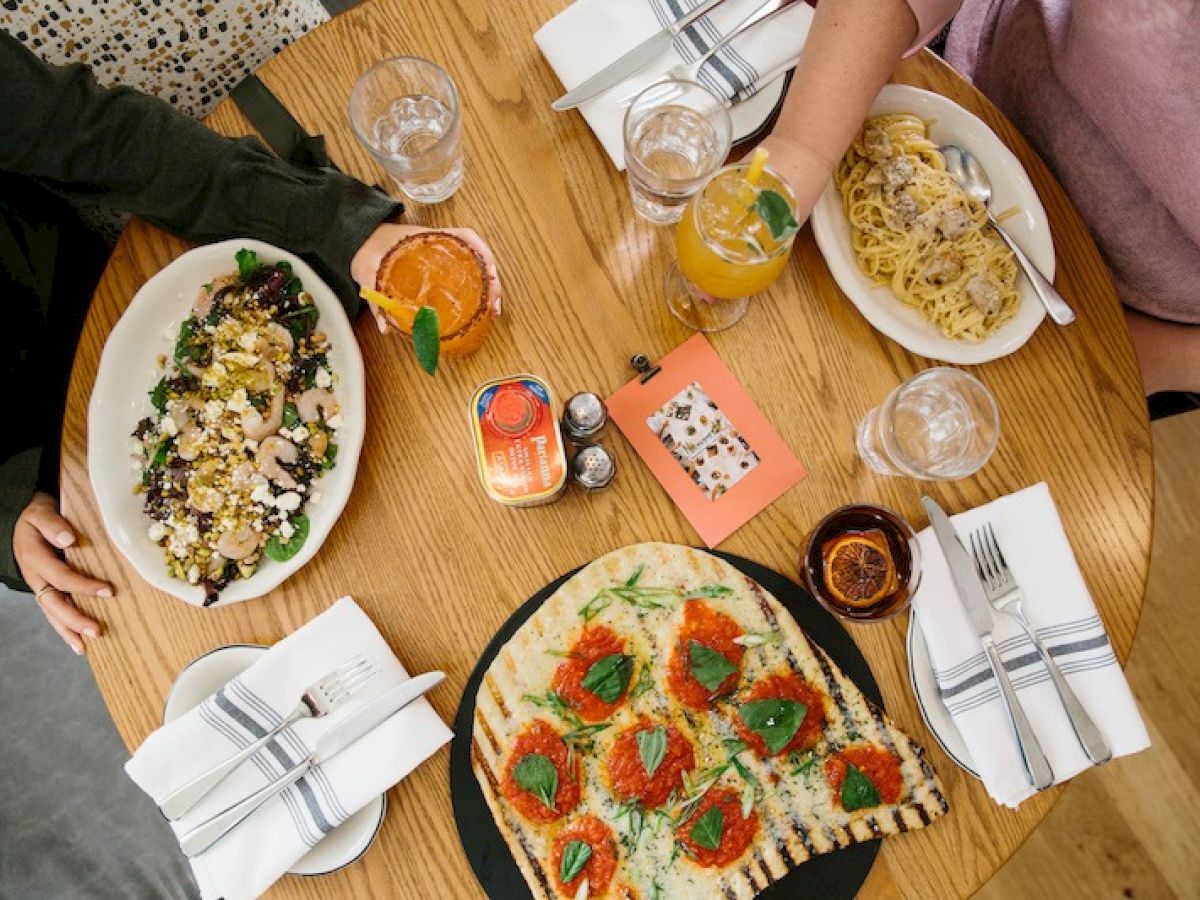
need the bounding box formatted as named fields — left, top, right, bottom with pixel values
left=737, top=699, right=807, bottom=754
left=688, top=641, right=738, bottom=692
left=580, top=653, right=633, bottom=704
left=282, top=402, right=300, bottom=429
left=149, top=378, right=169, bottom=413
left=264, top=515, right=310, bottom=563
left=559, top=840, right=592, bottom=884
left=513, top=753, right=558, bottom=812
left=235, top=248, right=259, bottom=279
left=636, top=726, right=668, bottom=778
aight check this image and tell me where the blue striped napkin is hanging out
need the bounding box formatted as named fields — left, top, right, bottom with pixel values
left=912, top=483, right=1149, bottom=807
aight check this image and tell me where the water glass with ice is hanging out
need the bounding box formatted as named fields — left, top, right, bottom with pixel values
left=349, top=57, right=463, bottom=204
left=856, top=368, right=1000, bottom=480
left=623, top=80, right=732, bottom=225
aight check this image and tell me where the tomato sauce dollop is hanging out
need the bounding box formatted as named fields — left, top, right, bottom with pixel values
left=824, top=744, right=903, bottom=807
left=553, top=624, right=632, bottom=723
left=604, top=718, right=696, bottom=808
left=501, top=719, right=581, bottom=824
left=667, top=600, right=745, bottom=709
left=734, top=672, right=829, bottom=757
left=678, top=786, right=759, bottom=868
left=550, top=815, right=619, bottom=897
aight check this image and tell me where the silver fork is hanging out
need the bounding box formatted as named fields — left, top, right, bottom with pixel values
left=970, top=525, right=1112, bottom=765
left=161, top=655, right=376, bottom=820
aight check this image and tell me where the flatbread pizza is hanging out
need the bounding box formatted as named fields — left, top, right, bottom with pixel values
left=470, top=543, right=948, bottom=899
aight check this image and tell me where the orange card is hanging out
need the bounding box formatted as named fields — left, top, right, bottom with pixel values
left=607, top=334, right=806, bottom=547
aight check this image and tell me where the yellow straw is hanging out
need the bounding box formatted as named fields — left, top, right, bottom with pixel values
left=746, top=146, right=769, bottom=185
left=359, top=287, right=401, bottom=315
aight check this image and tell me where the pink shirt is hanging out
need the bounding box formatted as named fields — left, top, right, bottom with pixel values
left=942, top=0, right=1200, bottom=323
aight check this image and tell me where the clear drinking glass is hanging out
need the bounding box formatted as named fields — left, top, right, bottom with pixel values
left=349, top=57, right=463, bottom=203
left=623, top=80, right=732, bottom=225
left=856, top=367, right=1000, bottom=480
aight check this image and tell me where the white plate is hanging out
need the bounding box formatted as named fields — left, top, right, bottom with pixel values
left=88, top=239, right=366, bottom=606
left=810, top=85, right=1054, bottom=365
left=731, top=73, right=787, bottom=144
left=162, top=644, right=387, bottom=876
left=906, top=613, right=980, bottom=779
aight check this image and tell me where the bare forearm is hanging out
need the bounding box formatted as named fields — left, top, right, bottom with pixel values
left=762, top=0, right=917, bottom=218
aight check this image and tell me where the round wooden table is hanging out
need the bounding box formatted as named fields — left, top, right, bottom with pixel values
left=60, top=2, right=1153, bottom=897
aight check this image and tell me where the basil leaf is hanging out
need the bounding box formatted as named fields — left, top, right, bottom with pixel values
left=580, top=653, right=633, bottom=704
left=754, top=189, right=799, bottom=241
left=841, top=763, right=881, bottom=812
left=235, top=248, right=258, bottom=279
left=688, top=641, right=738, bottom=692
left=323, top=442, right=338, bottom=470
left=513, top=752, right=558, bottom=812
left=559, top=839, right=592, bottom=884
left=688, top=805, right=724, bottom=851
left=282, top=402, right=300, bottom=429
left=636, top=726, right=668, bottom=778
left=412, top=305, right=440, bottom=376
left=173, top=317, right=206, bottom=365
left=737, top=699, right=807, bottom=754
left=281, top=305, right=318, bottom=342
left=149, top=378, right=169, bottom=414
left=264, top=515, right=310, bottom=563
left=285, top=277, right=302, bottom=297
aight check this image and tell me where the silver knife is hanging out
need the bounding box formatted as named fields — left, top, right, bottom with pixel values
left=180, top=671, right=446, bottom=857
left=922, top=498, right=1055, bottom=791
left=551, top=0, right=733, bottom=111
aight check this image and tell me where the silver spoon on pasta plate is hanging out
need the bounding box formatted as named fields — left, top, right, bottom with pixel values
left=941, top=144, right=1076, bottom=326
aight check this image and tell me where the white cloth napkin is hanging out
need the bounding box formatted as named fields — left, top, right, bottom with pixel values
left=126, top=597, right=452, bottom=900
left=534, top=0, right=814, bottom=169
left=912, top=483, right=1149, bottom=808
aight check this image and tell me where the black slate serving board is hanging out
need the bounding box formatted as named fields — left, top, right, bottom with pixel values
left=449, top=550, right=882, bottom=899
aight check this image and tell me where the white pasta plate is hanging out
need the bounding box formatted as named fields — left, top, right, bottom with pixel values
left=88, top=239, right=366, bottom=607
left=810, top=84, right=1054, bottom=365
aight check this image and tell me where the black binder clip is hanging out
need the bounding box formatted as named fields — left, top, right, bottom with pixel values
left=631, top=354, right=662, bottom=384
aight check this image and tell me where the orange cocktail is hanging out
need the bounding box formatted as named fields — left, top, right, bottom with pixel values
left=365, top=231, right=491, bottom=357
left=668, top=157, right=798, bottom=331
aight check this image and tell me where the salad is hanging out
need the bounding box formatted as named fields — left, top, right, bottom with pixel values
left=132, top=249, right=340, bottom=605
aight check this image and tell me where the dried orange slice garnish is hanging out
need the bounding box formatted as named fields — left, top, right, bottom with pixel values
left=821, top=530, right=897, bottom=608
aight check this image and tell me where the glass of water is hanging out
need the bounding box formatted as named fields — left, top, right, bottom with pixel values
left=623, top=80, right=732, bottom=225
left=349, top=57, right=463, bottom=204
left=856, top=368, right=1000, bottom=480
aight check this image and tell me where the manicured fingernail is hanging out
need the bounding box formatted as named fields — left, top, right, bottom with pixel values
left=97, top=588, right=113, bottom=598
left=54, top=531, right=74, bottom=548
left=72, top=643, right=83, bottom=655
left=84, top=628, right=98, bottom=638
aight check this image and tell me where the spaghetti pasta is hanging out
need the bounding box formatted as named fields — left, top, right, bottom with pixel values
left=834, top=114, right=1020, bottom=342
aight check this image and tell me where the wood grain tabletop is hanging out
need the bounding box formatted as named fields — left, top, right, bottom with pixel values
left=59, top=1, right=1153, bottom=897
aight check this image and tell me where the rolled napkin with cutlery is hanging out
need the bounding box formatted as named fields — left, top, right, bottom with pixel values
left=126, top=597, right=452, bottom=900
left=913, top=483, right=1149, bottom=808
left=535, top=0, right=814, bottom=169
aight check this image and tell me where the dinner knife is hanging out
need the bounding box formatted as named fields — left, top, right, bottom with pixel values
left=921, top=498, right=1055, bottom=791
left=551, top=0, right=733, bottom=111
left=179, top=671, right=446, bottom=857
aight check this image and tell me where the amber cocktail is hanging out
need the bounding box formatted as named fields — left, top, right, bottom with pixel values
left=363, top=231, right=491, bottom=358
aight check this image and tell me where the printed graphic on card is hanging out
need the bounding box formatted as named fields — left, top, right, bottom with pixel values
left=607, top=335, right=806, bottom=547
left=647, top=382, right=760, bottom=501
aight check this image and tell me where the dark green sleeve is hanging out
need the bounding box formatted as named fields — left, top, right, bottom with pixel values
left=0, top=31, right=401, bottom=314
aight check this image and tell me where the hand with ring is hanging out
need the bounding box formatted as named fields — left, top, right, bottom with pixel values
left=13, top=492, right=113, bottom=654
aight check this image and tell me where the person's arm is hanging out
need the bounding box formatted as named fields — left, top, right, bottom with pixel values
left=760, top=0, right=960, bottom=221
left=0, top=31, right=400, bottom=313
